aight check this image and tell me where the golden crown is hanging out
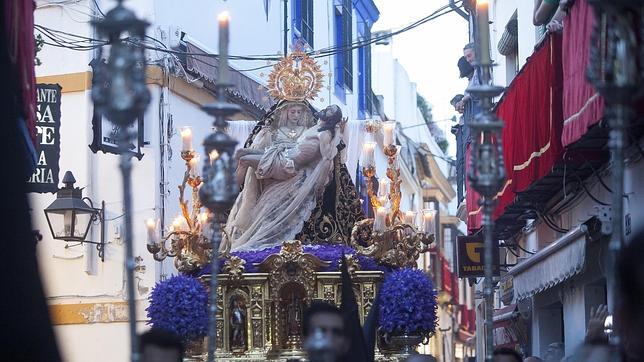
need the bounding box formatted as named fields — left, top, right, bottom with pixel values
left=267, top=50, right=324, bottom=102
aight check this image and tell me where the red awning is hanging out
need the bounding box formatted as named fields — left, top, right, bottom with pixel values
left=5, top=1, right=37, bottom=146
left=561, top=0, right=604, bottom=147
left=467, top=34, right=564, bottom=231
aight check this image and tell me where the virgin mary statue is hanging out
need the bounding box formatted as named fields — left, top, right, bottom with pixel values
left=223, top=51, right=363, bottom=252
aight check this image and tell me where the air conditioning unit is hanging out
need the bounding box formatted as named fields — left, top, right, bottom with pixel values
left=168, top=26, right=184, bottom=50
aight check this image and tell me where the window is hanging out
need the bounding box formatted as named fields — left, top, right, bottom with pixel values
left=293, top=0, right=314, bottom=48
left=334, top=0, right=353, bottom=100
left=357, top=26, right=371, bottom=118
left=341, top=0, right=353, bottom=90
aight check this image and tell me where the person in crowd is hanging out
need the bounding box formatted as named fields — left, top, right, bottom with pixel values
left=139, top=328, right=184, bottom=362
left=302, top=301, right=349, bottom=362
left=493, top=347, right=523, bottom=362
left=455, top=43, right=480, bottom=114
left=533, top=0, right=570, bottom=33
left=406, top=354, right=438, bottom=362
left=543, top=342, right=565, bottom=362
left=615, top=230, right=644, bottom=361
left=458, top=55, right=474, bottom=80
left=524, top=357, right=544, bottom=362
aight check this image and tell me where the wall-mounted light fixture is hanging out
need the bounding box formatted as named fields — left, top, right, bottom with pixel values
left=43, top=171, right=105, bottom=261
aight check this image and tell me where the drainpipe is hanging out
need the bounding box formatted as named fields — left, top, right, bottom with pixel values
left=450, top=0, right=469, bottom=21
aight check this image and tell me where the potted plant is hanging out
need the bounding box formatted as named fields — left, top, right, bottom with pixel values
left=146, top=275, right=209, bottom=355
left=379, top=268, right=438, bottom=355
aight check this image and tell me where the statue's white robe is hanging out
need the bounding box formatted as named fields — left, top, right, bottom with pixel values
left=224, top=125, right=341, bottom=251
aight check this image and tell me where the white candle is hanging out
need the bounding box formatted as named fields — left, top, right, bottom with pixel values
left=180, top=127, right=193, bottom=152
left=218, top=11, right=230, bottom=85
left=378, top=178, right=389, bottom=198
left=362, top=142, right=376, bottom=168
left=374, top=207, right=387, bottom=232
left=422, top=209, right=436, bottom=234
left=145, top=218, right=157, bottom=246
left=199, top=212, right=209, bottom=224
left=172, top=216, right=183, bottom=231
left=189, top=156, right=200, bottom=176
left=382, top=121, right=396, bottom=147
left=477, top=0, right=490, bottom=66
left=404, top=211, right=416, bottom=226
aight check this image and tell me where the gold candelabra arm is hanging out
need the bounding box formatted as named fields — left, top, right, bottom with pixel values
left=349, top=219, right=383, bottom=258
left=362, top=165, right=382, bottom=210
left=384, top=144, right=402, bottom=224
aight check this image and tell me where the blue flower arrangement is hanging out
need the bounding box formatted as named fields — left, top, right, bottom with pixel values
left=379, top=268, right=438, bottom=336
left=195, top=243, right=387, bottom=276
left=146, top=275, right=209, bottom=341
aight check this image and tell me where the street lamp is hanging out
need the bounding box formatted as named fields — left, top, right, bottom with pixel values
left=91, top=1, right=151, bottom=361
left=468, top=0, right=506, bottom=360
left=44, top=171, right=105, bottom=261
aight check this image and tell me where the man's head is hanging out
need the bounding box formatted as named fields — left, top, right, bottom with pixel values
left=544, top=342, right=564, bottom=362
left=139, top=328, right=184, bottom=362
left=493, top=347, right=523, bottom=362
left=463, top=43, right=476, bottom=65
left=524, top=357, right=544, bottom=362
left=302, top=301, right=348, bottom=359
left=458, top=56, right=474, bottom=78
left=450, top=94, right=465, bottom=107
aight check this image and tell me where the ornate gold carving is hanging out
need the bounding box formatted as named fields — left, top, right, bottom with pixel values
left=267, top=50, right=324, bottom=102
left=340, top=254, right=362, bottom=275
left=350, top=221, right=435, bottom=268
left=322, top=284, right=335, bottom=305
left=222, top=256, right=246, bottom=282
left=364, top=119, right=382, bottom=133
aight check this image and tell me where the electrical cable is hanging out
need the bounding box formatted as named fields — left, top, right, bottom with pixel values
left=515, top=243, right=536, bottom=255
left=34, top=1, right=460, bottom=62
left=575, top=172, right=610, bottom=206
left=92, top=0, right=106, bottom=17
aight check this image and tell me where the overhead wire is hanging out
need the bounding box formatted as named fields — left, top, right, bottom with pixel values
left=34, top=0, right=461, bottom=64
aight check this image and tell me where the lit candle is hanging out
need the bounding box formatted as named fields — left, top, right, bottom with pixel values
left=199, top=212, right=209, bottom=225
left=382, top=121, right=396, bottom=147
left=378, top=178, right=390, bottom=198
left=209, top=150, right=220, bottom=165
left=180, top=127, right=193, bottom=152
left=477, top=0, right=490, bottom=66
left=404, top=211, right=416, bottom=226
left=422, top=209, right=437, bottom=234
left=362, top=142, right=376, bottom=167
left=172, top=216, right=183, bottom=231
left=218, top=11, right=230, bottom=85
left=189, top=156, right=200, bottom=176
left=145, top=218, right=157, bottom=246
left=374, top=207, right=387, bottom=232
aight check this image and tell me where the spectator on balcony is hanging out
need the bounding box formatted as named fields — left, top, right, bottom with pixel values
left=534, top=0, right=571, bottom=33
left=455, top=43, right=481, bottom=120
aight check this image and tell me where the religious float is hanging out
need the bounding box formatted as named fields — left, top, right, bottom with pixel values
left=145, top=50, right=438, bottom=361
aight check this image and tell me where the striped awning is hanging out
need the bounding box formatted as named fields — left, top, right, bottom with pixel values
left=508, top=224, right=588, bottom=300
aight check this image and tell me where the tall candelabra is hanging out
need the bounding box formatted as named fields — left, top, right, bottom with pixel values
left=197, top=12, right=241, bottom=362
left=467, top=1, right=506, bottom=360
left=351, top=121, right=436, bottom=268
left=145, top=147, right=216, bottom=274
left=587, top=0, right=642, bottom=337
left=91, top=1, right=150, bottom=361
